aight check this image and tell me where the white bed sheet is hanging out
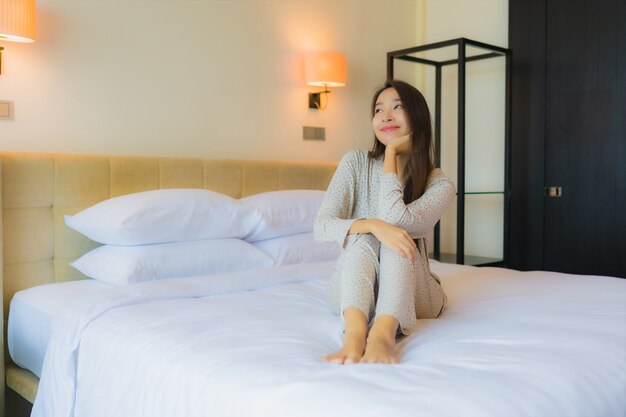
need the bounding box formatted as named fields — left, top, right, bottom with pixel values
left=8, top=279, right=111, bottom=377
left=31, top=261, right=626, bottom=417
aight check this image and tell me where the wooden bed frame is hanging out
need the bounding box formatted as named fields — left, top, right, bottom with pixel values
left=0, top=151, right=337, bottom=412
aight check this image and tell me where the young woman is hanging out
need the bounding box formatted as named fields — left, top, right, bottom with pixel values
left=314, top=80, right=456, bottom=364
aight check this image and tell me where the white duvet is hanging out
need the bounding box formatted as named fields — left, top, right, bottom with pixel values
left=32, top=261, right=626, bottom=417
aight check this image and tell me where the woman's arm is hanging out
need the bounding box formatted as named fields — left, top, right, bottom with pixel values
left=315, top=148, right=419, bottom=262
left=378, top=135, right=456, bottom=238
left=348, top=218, right=418, bottom=263
left=378, top=170, right=456, bottom=238
left=313, top=152, right=361, bottom=247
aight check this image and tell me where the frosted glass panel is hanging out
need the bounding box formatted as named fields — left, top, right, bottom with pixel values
left=465, top=58, right=506, bottom=192
left=438, top=65, right=459, bottom=184
left=464, top=194, right=504, bottom=261
left=432, top=194, right=504, bottom=265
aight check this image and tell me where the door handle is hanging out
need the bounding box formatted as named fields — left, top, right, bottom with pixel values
left=545, top=186, right=563, bottom=197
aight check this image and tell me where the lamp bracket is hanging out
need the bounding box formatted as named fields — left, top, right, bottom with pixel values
left=308, top=85, right=331, bottom=110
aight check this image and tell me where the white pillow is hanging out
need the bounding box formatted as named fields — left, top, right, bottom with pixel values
left=70, top=239, right=274, bottom=285
left=240, top=190, right=325, bottom=242
left=252, top=232, right=340, bottom=266
left=65, top=189, right=262, bottom=245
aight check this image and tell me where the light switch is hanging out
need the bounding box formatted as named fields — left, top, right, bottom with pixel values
left=303, top=126, right=325, bottom=141
left=0, top=100, right=13, bottom=120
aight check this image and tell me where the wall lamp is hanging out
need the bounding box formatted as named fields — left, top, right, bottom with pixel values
left=0, top=0, right=37, bottom=75
left=305, top=51, right=346, bottom=110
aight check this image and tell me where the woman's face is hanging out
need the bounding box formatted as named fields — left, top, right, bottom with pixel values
left=372, top=87, right=411, bottom=146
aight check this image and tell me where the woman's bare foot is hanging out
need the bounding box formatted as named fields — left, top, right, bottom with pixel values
left=360, top=335, right=397, bottom=364
left=324, top=330, right=366, bottom=364
left=360, top=315, right=399, bottom=364
left=325, top=307, right=368, bottom=364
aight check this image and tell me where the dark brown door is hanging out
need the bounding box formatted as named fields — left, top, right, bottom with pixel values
left=509, top=0, right=626, bottom=278
left=544, top=0, right=626, bottom=277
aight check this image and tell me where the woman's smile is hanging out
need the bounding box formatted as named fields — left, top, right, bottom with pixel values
left=380, top=125, right=400, bottom=132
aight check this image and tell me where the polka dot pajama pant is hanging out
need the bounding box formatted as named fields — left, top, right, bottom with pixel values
left=327, top=234, right=446, bottom=334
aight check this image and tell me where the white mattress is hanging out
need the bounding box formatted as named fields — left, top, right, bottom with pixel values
left=8, top=279, right=111, bottom=377
left=26, top=261, right=626, bottom=417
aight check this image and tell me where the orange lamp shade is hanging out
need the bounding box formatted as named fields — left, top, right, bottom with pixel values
left=0, top=0, right=36, bottom=43
left=305, top=52, right=347, bottom=87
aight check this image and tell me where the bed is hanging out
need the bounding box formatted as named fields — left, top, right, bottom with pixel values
left=2, top=151, right=625, bottom=417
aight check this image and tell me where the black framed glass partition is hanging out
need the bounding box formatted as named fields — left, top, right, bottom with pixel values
left=387, top=38, right=512, bottom=266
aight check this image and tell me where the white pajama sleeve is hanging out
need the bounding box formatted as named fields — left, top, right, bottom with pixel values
left=377, top=169, right=456, bottom=238
left=314, top=152, right=360, bottom=247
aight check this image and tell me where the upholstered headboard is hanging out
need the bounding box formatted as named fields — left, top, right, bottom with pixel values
left=0, top=151, right=337, bottom=407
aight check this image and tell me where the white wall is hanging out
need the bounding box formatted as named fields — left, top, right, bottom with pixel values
left=415, top=0, right=508, bottom=260
left=0, top=0, right=508, bottom=257
left=0, top=0, right=418, bottom=162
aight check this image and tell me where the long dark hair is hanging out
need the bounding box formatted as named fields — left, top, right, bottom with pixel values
left=368, top=80, right=435, bottom=204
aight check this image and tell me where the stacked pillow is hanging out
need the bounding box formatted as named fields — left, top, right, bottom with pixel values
left=66, top=188, right=340, bottom=286
left=65, top=188, right=261, bottom=245
left=240, top=190, right=326, bottom=242
left=239, top=190, right=340, bottom=265
left=66, top=189, right=272, bottom=285
left=251, top=232, right=340, bottom=266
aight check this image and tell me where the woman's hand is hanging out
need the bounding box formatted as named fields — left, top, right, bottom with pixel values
left=383, top=133, right=412, bottom=175
left=370, top=219, right=417, bottom=263
left=385, top=133, right=412, bottom=156
left=350, top=219, right=417, bottom=263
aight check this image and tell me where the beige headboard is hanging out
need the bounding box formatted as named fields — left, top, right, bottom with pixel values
left=0, top=151, right=337, bottom=407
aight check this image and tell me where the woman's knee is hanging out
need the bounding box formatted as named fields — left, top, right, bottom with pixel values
left=342, top=234, right=380, bottom=265
left=379, top=245, right=414, bottom=272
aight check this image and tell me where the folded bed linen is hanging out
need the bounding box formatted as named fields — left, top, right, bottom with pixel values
left=27, top=261, right=626, bottom=417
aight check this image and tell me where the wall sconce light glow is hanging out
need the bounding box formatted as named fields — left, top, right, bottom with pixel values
left=0, top=0, right=37, bottom=74
left=305, top=51, right=346, bottom=110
